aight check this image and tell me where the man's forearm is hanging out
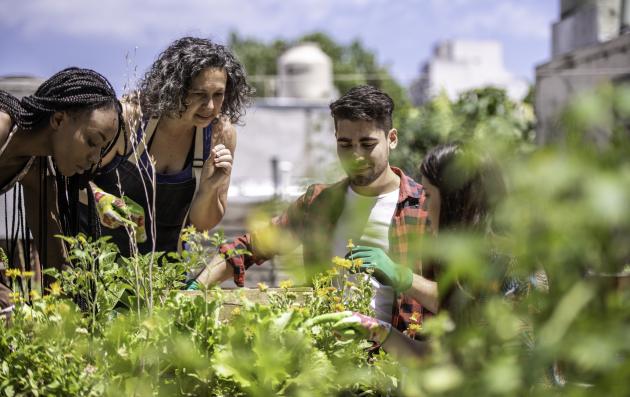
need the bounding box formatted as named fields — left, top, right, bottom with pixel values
left=382, top=328, right=431, bottom=360
left=196, top=254, right=234, bottom=287
left=404, top=274, right=439, bottom=314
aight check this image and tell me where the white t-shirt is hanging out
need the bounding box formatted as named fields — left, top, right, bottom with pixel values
left=332, top=186, right=400, bottom=322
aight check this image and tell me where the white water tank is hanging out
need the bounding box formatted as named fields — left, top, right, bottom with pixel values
left=277, top=42, right=334, bottom=99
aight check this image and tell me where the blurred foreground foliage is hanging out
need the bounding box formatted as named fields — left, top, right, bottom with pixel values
left=0, top=85, right=629, bottom=396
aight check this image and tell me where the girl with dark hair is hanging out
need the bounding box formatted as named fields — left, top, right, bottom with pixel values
left=420, top=142, right=506, bottom=235
left=0, top=67, right=122, bottom=312
left=85, top=36, right=253, bottom=256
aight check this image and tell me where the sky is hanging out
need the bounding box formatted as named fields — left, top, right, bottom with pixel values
left=0, top=0, right=559, bottom=93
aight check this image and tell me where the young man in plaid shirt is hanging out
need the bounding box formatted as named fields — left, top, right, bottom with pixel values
left=192, top=85, right=438, bottom=334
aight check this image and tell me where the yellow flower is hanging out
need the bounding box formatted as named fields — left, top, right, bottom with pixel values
left=5, top=268, right=21, bottom=278
left=49, top=282, right=62, bottom=296
left=332, top=256, right=344, bottom=267
left=257, top=282, right=269, bottom=292
left=344, top=281, right=355, bottom=288
left=231, top=307, right=241, bottom=316
left=327, top=268, right=339, bottom=276
left=29, top=290, right=41, bottom=301
left=346, top=239, right=355, bottom=249
left=332, top=256, right=353, bottom=270
left=279, top=280, right=293, bottom=289
left=9, top=291, right=22, bottom=303
left=326, top=287, right=337, bottom=293
left=407, top=323, right=422, bottom=333
left=317, top=288, right=328, bottom=297
left=333, top=303, right=345, bottom=312
left=410, top=311, right=422, bottom=323
left=21, top=271, right=35, bottom=278
left=332, top=296, right=341, bottom=303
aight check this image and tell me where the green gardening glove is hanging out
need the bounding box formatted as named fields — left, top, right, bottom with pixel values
left=185, top=280, right=201, bottom=291
left=304, top=311, right=392, bottom=345
left=347, top=246, right=413, bottom=293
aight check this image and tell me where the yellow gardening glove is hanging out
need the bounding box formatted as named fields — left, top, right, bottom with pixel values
left=92, top=186, right=147, bottom=242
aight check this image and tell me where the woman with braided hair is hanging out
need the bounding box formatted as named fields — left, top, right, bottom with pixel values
left=0, top=67, right=121, bottom=312
left=83, top=36, right=252, bottom=257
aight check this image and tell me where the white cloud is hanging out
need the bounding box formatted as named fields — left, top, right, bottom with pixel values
left=0, top=0, right=554, bottom=83
left=2, top=0, right=385, bottom=43
left=453, top=2, right=552, bottom=40
left=2, top=0, right=552, bottom=44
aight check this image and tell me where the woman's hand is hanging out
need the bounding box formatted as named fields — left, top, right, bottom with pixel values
left=92, top=184, right=147, bottom=242
left=304, top=311, right=392, bottom=345
left=200, top=143, right=233, bottom=184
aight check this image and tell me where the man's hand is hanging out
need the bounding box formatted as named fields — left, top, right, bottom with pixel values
left=93, top=186, right=147, bottom=242
left=304, top=311, right=392, bottom=345
left=191, top=253, right=233, bottom=288
left=347, top=246, right=413, bottom=293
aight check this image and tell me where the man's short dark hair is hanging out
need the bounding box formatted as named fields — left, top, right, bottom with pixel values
left=329, top=85, right=394, bottom=132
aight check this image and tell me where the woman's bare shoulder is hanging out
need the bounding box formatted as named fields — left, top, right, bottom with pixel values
left=213, top=116, right=237, bottom=150
left=0, top=111, right=14, bottom=148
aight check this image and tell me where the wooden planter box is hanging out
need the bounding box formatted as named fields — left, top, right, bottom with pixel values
left=179, top=287, right=313, bottom=320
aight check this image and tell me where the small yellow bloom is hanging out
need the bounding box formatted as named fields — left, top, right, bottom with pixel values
left=316, top=288, right=328, bottom=297
left=231, top=307, right=241, bottom=316
left=351, top=258, right=363, bottom=267
left=346, top=239, right=355, bottom=249
left=410, top=311, right=422, bottom=323
left=5, top=268, right=21, bottom=278
left=21, top=271, right=35, bottom=278
left=49, top=282, right=62, bottom=296
left=279, top=279, right=293, bottom=289
left=332, top=256, right=345, bottom=267
left=257, top=282, right=269, bottom=292
left=9, top=292, right=21, bottom=302
left=326, top=287, right=337, bottom=293
left=333, top=303, right=345, bottom=312
left=29, top=290, right=41, bottom=301
left=332, top=296, right=341, bottom=303
left=407, top=323, right=422, bottom=333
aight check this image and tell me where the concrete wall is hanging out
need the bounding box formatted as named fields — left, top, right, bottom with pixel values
left=228, top=99, right=339, bottom=201
left=535, top=34, right=630, bottom=144
left=412, top=40, right=529, bottom=105
left=553, top=0, right=622, bottom=56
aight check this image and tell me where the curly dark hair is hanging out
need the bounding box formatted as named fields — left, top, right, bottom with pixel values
left=420, top=143, right=506, bottom=232
left=138, top=37, right=253, bottom=124
left=329, top=85, right=394, bottom=132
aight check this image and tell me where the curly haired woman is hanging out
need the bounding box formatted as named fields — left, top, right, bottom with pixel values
left=84, top=37, right=253, bottom=256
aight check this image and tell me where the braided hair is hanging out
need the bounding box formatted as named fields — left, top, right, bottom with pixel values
left=1, top=67, right=121, bottom=131
left=0, top=68, right=122, bottom=300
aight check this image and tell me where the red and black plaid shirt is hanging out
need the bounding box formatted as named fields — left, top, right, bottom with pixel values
left=219, top=167, right=429, bottom=333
